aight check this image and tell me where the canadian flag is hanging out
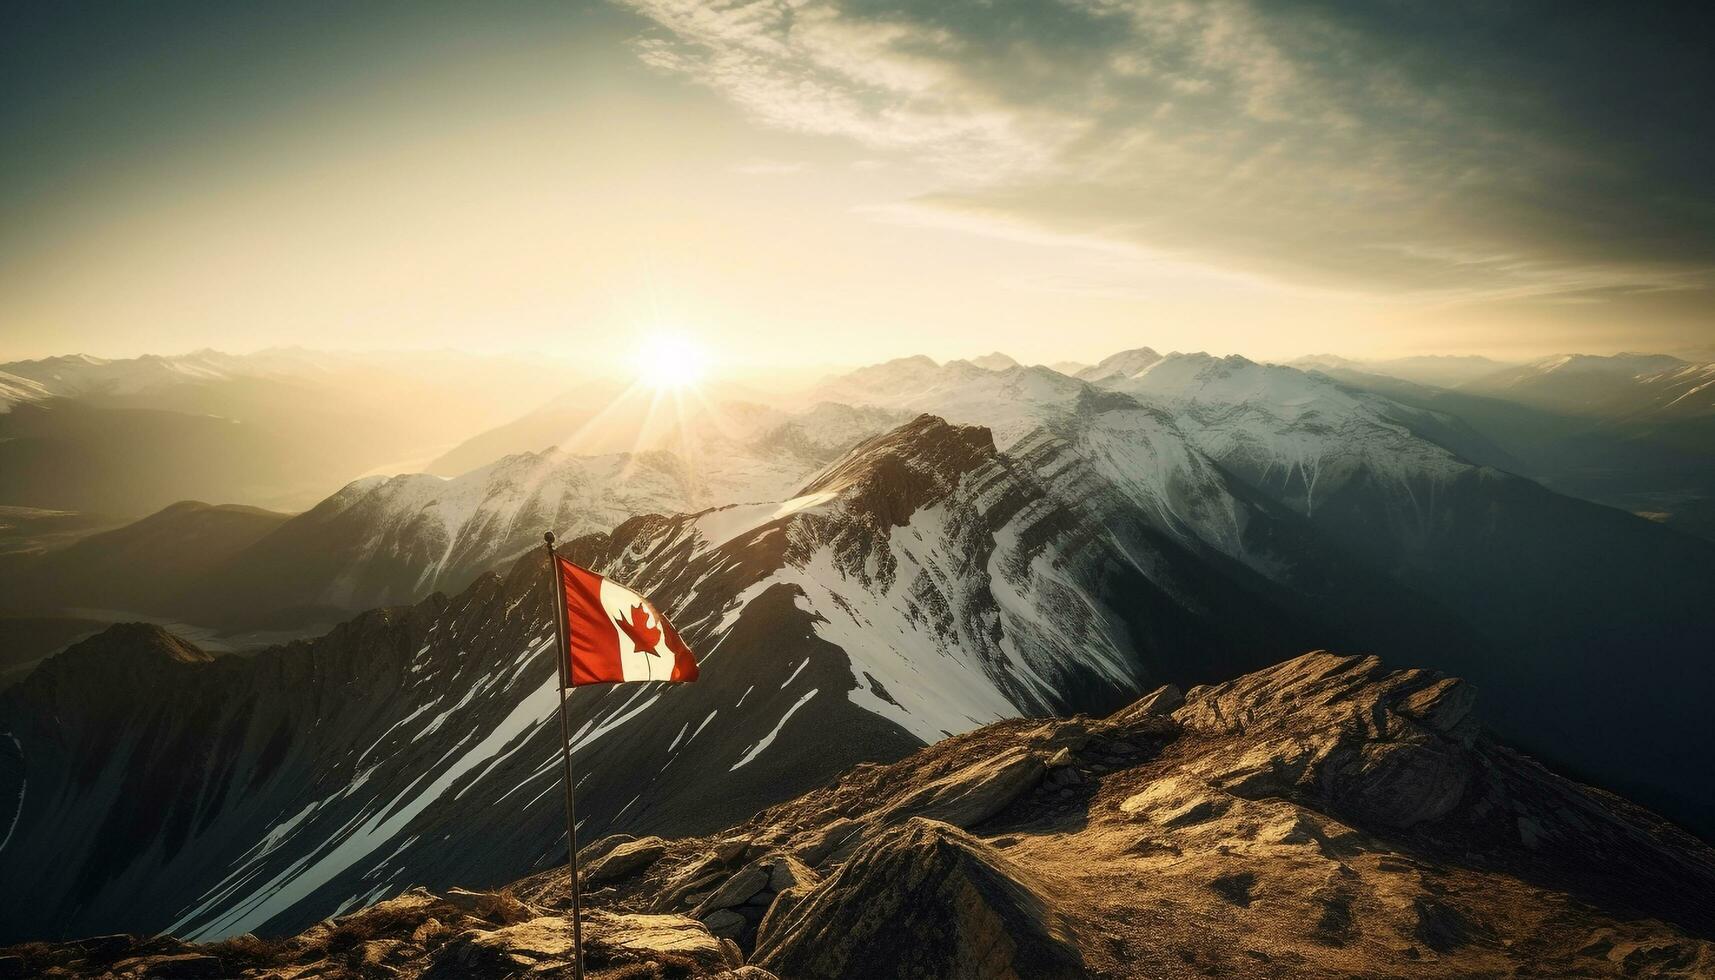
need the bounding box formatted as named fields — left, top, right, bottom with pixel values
left=552, top=555, right=699, bottom=685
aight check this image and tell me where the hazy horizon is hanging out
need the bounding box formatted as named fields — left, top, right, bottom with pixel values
left=7, top=338, right=1713, bottom=379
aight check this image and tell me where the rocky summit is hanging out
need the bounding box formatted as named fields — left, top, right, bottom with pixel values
left=7, top=651, right=1713, bottom=978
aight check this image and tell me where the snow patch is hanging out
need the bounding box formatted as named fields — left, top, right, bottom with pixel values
left=729, top=689, right=816, bottom=771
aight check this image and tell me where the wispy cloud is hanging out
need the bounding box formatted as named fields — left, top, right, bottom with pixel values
left=619, top=0, right=1715, bottom=308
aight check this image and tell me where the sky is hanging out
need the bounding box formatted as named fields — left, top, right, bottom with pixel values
left=3, top=0, right=1713, bottom=368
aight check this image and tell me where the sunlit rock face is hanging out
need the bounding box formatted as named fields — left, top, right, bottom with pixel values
left=16, top=651, right=1711, bottom=978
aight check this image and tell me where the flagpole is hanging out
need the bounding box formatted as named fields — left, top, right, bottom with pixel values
left=544, top=531, right=585, bottom=980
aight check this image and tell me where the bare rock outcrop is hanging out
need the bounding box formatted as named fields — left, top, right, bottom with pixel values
left=753, top=818, right=1084, bottom=979
left=424, top=910, right=744, bottom=978
left=1174, top=651, right=1479, bottom=827
left=12, top=650, right=1715, bottom=978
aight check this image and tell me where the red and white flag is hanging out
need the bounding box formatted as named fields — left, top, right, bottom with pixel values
left=551, top=555, right=698, bottom=686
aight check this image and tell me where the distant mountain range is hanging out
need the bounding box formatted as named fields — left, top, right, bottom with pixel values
left=0, top=349, right=586, bottom=518
left=1309, top=351, right=1715, bottom=541
left=1288, top=352, right=1515, bottom=388
left=0, top=401, right=909, bottom=631
left=4, top=347, right=1714, bottom=944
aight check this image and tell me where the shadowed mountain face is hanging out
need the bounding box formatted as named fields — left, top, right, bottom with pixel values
left=4, top=359, right=1715, bottom=948
left=1315, top=363, right=1715, bottom=542
left=807, top=355, right=1715, bottom=832
left=0, top=501, right=289, bottom=619
left=8, top=653, right=1712, bottom=978
left=0, top=416, right=1356, bottom=943
left=1457, top=353, right=1714, bottom=419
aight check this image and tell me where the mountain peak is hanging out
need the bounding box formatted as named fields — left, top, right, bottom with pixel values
left=798, top=414, right=997, bottom=525
left=968, top=352, right=1020, bottom=371
left=1531, top=352, right=1686, bottom=376
left=872, top=354, right=939, bottom=371
left=1077, top=347, right=1162, bottom=382
left=46, top=622, right=214, bottom=674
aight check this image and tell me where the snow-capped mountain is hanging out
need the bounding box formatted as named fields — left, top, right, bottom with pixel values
left=1458, top=352, right=1709, bottom=417
left=225, top=401, right=908, bottom=616
left=0, top=348, right=580, bottom=409
left=6, top=352, right=1715, bottom=948
left=806, top=354, right=1715, bottom=824
left=0, top=352, right=240, bottom=405
left=812, top=350, right=1486, bottom=533
left=1087, top=350, right=1475, bottom=518
left=0, top=401, right=912, bottom=628
left=812, top=357, right=1091, bottom=450
left=1075, top=346, right=1162, bottom=382
left=0, top=414, right=1361, bottom=942
left=0, top=371, right=53, bottom=413
left=1287, top=353, right=1513, bottom=388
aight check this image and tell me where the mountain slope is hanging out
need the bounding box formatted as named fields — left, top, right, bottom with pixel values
left=1076, top=352, right=1715, bottom=827
left=0, top=501, right=289, bottom=619
left=6, top=402, right=1714, bottom=947
left=11, top=652, right=1712, bottom=978
left=2, top=402, right=909, bottom=631
left=178, top=448, right=707, bottom=628
left=811, top=355, right=1715, bottom=834
left=1458, top=352, right=1694, bottom=416
left=1318, top=365, right=1715, bottom=541
left=0, top=415, right=1354, bottom=942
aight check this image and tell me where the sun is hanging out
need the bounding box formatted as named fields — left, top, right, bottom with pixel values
left=630, top=332, right=711, bottom=391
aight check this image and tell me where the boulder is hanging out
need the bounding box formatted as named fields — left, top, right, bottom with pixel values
left=585, top=835, right=670, bottom=884
left=71, top=934, right=135, bottom=959
left=701, top=909, right=747, bottom=941
left=1105, top=684, right=1185, bottom=727
left=694, top=862, right=771, bottom=916
left=577, top=833, right=637, bottom=866
left=361, top=938, right=407, bottom=965
left=441, top=887, right=491, bottom=913
left=714, top=836, right=751, bottom=863
left=424, top=911, right=738, bottom=978
left=658, top=852, right=727, bottom=909
left=768, top=854, right=816, bottom=894
left=754, top=818, right=1085, bottom=980
left=440, top=887, right=535, bottom=925
left=1120, top=776, right=1230, bottom=827
left=793, top=817, right=863, bottom=865
left=109, top=953, right=226, bottom=978
left=875, top=746, right=1045, bottom=829
left=599, top=911, right=742, bottom=967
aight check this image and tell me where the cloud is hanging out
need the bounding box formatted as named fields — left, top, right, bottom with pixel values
left=618, top=0, right=1715, bottom=309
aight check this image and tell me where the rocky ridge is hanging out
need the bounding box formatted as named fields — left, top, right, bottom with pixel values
left=11, top=651, right=1711, bottom=978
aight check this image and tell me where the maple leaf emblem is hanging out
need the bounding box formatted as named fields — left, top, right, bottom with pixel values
left=615, top=603, right=662, bottom=656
